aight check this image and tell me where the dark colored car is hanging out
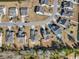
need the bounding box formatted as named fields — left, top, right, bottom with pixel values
left=48, top=23, right=62, bottom=39
left=39, top=0, right=48, bottom=4
left=16, top=27, right=25, bottom=38
left=6, top=29, right=14, bottom=43
left=30, top=28, right=35, bottom=41
left=57, top=17, right=70, bottom=27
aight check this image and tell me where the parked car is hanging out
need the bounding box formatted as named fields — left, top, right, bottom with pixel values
left=8, top=7, right=18, bottom=19
left=6, top=29, right=14, bottom=44
left=16, top=26, right=26, bottom=44
left=0, top=32, right=2, bottom=47
left=0, top=7, right=5, bottom=16
left=30, top=26, right=36, bottom=41
left=40, top=26, right=45, bottom=38
left=39, top=0, right=48, bottom=4
left=34, top=6, right=44, bottom=15
left=57, top=17, right=70, bottom=28
left=20, top=7, right=28, bottom=17
left=48, top=23, right=62, bottom=40
left=61, top=1, right=73, bottom=8
left=30, top=28, right=35, bottom=41
left=61, top=8, right=73, bottom=16
left=40, top=26, right=50, bottom=40
left=16, top=27, right=25, bottom=38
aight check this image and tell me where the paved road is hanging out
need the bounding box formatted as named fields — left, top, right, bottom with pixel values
left=0, top=0, right=77, bottom=29
left=0, top=0, right=58, bottom=27
left=0, top=0, right=77, bottom=27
